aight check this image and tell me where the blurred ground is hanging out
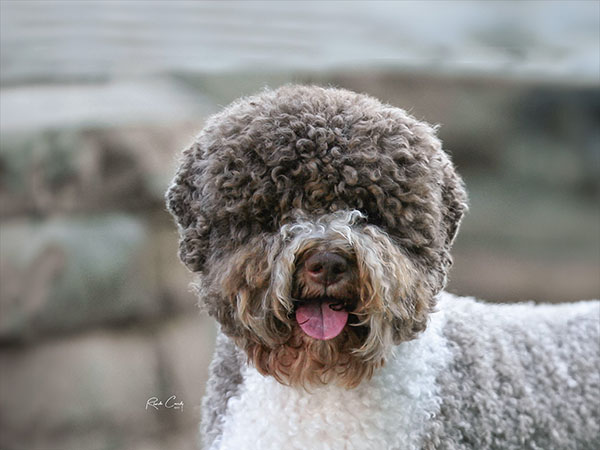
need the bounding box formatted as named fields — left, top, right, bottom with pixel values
left=1, top=2, right=599, bottom=450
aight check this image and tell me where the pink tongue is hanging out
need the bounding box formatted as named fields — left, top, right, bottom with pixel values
left=295, top=300, right=349, bottom=340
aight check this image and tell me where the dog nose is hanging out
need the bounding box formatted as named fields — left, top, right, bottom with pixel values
left=305, top=252, right=349, bottom=285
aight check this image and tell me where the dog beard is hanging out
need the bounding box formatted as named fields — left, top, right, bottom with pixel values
left=199, top=210, right=435, bottom=389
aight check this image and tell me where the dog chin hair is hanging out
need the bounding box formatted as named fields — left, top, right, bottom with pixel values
left=202, top=209, right=434, bottom=389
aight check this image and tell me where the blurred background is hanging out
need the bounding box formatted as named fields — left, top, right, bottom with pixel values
left=0, top=1, right=598, bottom=449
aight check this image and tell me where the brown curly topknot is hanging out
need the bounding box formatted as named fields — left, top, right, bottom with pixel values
left=166, top=85, right=468, bottom=387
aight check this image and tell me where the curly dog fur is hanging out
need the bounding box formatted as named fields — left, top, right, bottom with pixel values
left=166, top=85, right=599, bottom=449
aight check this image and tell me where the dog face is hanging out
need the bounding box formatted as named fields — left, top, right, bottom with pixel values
left=166, top=85, right=467, bottom=388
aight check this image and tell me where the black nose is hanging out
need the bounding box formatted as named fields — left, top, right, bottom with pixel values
left=305, top=252, right=349, bottom=285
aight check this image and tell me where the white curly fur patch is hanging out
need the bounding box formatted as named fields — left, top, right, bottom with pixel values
left=211, top=306, right=451, bottom=450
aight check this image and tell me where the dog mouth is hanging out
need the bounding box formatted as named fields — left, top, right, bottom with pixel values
left=294, top=298, right=350, bottom=341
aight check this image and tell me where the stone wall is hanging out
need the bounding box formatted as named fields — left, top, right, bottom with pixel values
left=0, top=122, right=217, bottom=450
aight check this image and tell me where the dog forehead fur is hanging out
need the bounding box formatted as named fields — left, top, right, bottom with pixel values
left=167, top=84, right=467, bottom=282
left=166, top=85, right=599, bottom=449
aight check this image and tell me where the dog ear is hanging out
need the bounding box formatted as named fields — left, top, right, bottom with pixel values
left=165, top=142, right=211, bottom=272
left=440, top=155, right=468, bottom=249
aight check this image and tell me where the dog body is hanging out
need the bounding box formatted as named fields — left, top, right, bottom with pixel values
left=202, top=294, right=599, bottom=450
left=166, top=85, right=600, bottom=449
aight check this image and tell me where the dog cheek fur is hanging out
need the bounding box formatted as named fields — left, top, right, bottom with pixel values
left=354, top=224, right=436, bottom=347
left=197, top=234, right=288, bottom=347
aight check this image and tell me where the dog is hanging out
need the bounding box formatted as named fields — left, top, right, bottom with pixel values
left=166, top=85, right=599, bottom=449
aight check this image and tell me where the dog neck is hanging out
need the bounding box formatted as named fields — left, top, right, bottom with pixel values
left=212, top=299, right=451, bottom=450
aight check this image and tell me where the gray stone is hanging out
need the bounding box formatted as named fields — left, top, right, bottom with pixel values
left=0, top=123, right=201, bottom=217
left=0, top=330, right=162, bottom=450
left=0, top=314, right=216, bottom=450
left=0, top=79, right=212, bottom=133
left=0, top=215, right=160, bottom=341
left=1, top=2, right=598, bottom=83
left=155, top=314, right=217, bottom=430
left=448, top=249, right=600, bottom=304
left=0, top=130, right=100, bottom=217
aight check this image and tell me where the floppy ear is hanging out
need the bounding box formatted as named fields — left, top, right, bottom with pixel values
left=440, top=157, right=468, bottom=249
left=165, top=142, right=211, bottom=272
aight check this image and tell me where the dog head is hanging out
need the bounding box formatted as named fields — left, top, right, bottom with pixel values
left=166, top=85, right=467, bottom=388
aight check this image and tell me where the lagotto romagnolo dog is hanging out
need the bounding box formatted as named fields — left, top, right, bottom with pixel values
left=166, top=85, right=600, bottom=450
